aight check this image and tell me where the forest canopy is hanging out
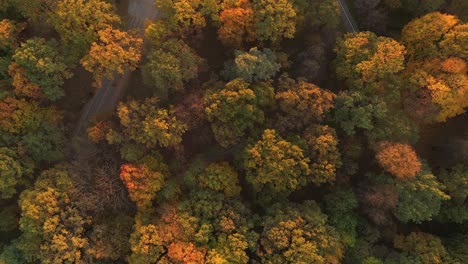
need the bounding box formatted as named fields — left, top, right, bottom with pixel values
left=0, top=0, right=467, bottom=263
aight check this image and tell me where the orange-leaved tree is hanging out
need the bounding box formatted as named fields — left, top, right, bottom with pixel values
left=81, top=28, right=142, bottom=88
left=375, top=141, right=422, bottom=179
left=218, top=0, right=256, bottom=48
left=401, top=12, right=467, bottom=123
left=120, top=163, right=164, bottom=209
left=0, top=19, right=24, bottom=51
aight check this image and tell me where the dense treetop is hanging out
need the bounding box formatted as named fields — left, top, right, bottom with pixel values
left=0, top=0, right=466, bottom=263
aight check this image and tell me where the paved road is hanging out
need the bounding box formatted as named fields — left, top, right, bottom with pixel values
left=338, top=0, right=359, bottom=33
left=74, top=0, right=158, bottom=137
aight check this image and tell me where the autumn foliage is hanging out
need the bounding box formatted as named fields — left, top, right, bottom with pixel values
left=402, top=12, right=468, bottom=123
left=276, top=80, right=335, bottom=130
left=204, top=78, right=264, bottom=147
left=196, top=162, right=241, bottom=197
left=218, top=0, right=256, bottom=47
left=0, top=19, right=23, bottom=50
left=361, top=184, right=398, bottom=225
left=81, top=28, right=142, bottom=87
left=87, top=121, right=111, bottom=143
left=120, top=164, right=164, bottom=209
left=9, top=38, right=71, bottom=100
left=1, top=1, right=467, bottom=263
left=244, top=129, right=310, bottom=192
left=304, top=125, right=342, bottom=184
left=114, top=97, right=188, bottom=148
left=375, top=141, right=422, bottom=179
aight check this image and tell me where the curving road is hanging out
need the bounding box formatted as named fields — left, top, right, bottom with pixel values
left=73, top=0, right=158, bottom=137
left=338, top=0, right=359, bottom=33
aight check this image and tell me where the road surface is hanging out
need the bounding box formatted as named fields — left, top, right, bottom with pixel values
left=73, top=0, right=158, bottom=137
left=338, top=0, right=359, bottom=33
